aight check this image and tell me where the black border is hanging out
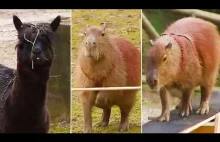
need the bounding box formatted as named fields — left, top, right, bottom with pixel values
left=1, top=133, right=220, bottom=140
left=0, top=0, right=219, bottom=9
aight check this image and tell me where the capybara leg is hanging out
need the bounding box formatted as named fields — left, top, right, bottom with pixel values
left=118, top=105, right=132, bottom=132
left=82, top=92, right=96, bottom=133
left=175, top=101, right=182, bottom=110
left=179, top=89, right=193, bottom=117
left=196, top=86, right=212, bottom=115
left=97, top=108, right=111, bottom=127
left=148, top=88, right=170, bottom=122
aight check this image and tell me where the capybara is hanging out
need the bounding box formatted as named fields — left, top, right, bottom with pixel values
left=2, top=15, right=61, bottom=133
left=145, top=17, right=220, bottom=122
left=74, top=23, right=141, bottom=132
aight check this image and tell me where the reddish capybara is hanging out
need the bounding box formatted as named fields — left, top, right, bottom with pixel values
left=74, top=23, right=141, bottom=133
left=145, top=17, right=220, bottom=122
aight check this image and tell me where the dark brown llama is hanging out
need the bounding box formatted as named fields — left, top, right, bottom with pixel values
left=1, top=15, right=61, bottom=133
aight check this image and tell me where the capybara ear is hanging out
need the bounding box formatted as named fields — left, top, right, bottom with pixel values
left=81, top=25, right=89, bottom=36
left=150, top=39, right=154, bottom=46
left=165, top=41, right=172, bottom=49
left=50, top=15, right=61, bottom=32
left=100, top=22, right=107, bottom=36
left=13, top=15, right=23, bottom=31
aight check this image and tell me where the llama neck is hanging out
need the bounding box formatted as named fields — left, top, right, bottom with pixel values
left=10, top=63, right=50, bottom=108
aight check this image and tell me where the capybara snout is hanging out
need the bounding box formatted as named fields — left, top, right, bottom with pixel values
left=146, top=70, right=158, bottom=89
left=85, top=34, right=97, bottom=48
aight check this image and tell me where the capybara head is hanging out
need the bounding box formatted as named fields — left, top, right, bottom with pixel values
left=145, top=35, right=181, bottom=90
left=13, top=15, right=61, bottom=68
left=81, top=23, right=111, bottom=61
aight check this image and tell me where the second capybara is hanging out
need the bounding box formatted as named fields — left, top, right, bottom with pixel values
left=74, top=23, right=141, bottom=132
left=145, top=17, right=220, bottom=122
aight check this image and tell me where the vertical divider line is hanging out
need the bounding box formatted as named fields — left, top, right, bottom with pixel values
left=140, top=9, right=143, bottom=134
left=70, top=9, right=73, bottom=134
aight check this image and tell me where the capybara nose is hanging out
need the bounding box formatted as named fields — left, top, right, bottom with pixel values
left=146, top=77, right=158, bottom=89
left=89, top=40, right=96, bottom=46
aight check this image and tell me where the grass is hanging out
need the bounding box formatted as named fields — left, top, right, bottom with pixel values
left=71, top=9, right=141, bottom=133
left=49, top=123, right=70, bottom=133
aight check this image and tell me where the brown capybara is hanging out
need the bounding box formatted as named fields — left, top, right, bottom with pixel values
left=145, top=17, right=220, bottom=122
left=74, top=23, right=141, bottom=133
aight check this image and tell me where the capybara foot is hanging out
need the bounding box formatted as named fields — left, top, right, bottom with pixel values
left=118, top=122, right=129, bottom=132
left=179, top=102, right=192, bottom=117
left=83, top=129, right=92, bottom=133
left=97, top=121, right=109, bottom=127
left=196, top=101, right=209, bottom=115
left=148, top=111, right=170, bottom=122
left=83, top=127, right=92, bottom=133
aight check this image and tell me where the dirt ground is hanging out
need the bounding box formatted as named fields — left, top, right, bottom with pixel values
left=0, top=9, right=70, bottom=69
left=142, top=88, right=180, bottom=125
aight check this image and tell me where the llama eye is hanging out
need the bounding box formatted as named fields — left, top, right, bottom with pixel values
left=32, top=30, right=36, bottom=34
left=102, top=33, right=105, bottom=36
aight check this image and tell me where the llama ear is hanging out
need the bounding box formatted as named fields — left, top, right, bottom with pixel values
left=100, top=22, right=107, bottom=36
left=50, top=15, right=61, bottom=32
left=165, top=41, right=172, bottom=49
left=13, top=15, right=23, bottom=31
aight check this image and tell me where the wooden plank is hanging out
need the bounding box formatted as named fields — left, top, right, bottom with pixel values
left=142, top=91, right=220, bottom=133
left=190, top=126, right=214, bottom=133
left=214, top=113, right=220, bottom=133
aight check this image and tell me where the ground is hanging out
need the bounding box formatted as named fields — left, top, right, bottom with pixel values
left=0, top=9, right=70, bottom=133
left=71, top=9, right=141, bottom=133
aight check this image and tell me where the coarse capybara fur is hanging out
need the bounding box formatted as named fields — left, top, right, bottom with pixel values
left=74, top=23, right=141, bottom=133
left=1, top=15, right=61, bottom=133
left=145, top=17, right=220, bottom=122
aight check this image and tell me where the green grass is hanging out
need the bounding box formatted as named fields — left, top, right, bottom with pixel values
left=72, top=92, right=141, bottom=133
left=71, top=10, right=141, bottom=133
left=49, top=123, right=70, bottom=133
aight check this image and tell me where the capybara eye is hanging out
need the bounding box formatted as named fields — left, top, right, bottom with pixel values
left=163, top=55, right=167, bottom=62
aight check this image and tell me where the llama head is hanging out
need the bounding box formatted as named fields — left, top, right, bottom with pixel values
left=13, top=15, right=61, bottom=70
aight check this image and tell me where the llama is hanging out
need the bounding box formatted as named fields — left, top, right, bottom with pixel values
left=0, top=15, right=61, bottom=133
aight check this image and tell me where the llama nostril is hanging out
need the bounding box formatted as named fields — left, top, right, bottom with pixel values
left=86, top=42, right=88, bottom=45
